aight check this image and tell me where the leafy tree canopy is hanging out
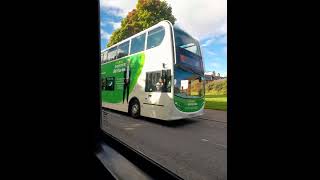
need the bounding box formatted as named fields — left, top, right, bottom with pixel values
left=107, top=0, right=176, bottom=47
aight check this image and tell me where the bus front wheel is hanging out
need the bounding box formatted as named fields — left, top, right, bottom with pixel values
left=129, top=99, right=140, bottom=118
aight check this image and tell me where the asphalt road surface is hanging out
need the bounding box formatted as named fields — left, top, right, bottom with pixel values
left=101, top=108, right=227, bottom=180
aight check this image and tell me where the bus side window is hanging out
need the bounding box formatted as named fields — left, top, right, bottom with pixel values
left=101, top=51, right=108, bottom=63
left=146, top=26, right=165, bottom=50
left=104, top=51, right=108, bottom=62
left=164, top=69, right=171, bottom=92
left=160, top=69, right=171, bottom=92
left=101, top=78, right=106, bottom=90
left=130, top=33, right=146, bottom=55
left=107, top=47, right=117, bottom=61
left=117, top=41, right=129, bottom=59
left=145, top=72, right=157, bottom=92
left=145, top=71, right=164, bottom=92
left=145, top=73, right=152, bottom=92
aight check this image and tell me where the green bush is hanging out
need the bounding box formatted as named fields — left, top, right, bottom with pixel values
left=205, top=80, right=227, bottom=95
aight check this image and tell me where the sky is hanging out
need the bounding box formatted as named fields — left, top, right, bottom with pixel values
left=100, top=0, right=227, bottom=77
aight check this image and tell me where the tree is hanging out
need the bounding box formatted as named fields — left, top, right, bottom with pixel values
left=107, top=0, right=176, bottom=47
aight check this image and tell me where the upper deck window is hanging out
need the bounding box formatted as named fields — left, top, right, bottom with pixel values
left=146, top=26, right=165, bottom=50
left=130, top=33, right=146, bottom=54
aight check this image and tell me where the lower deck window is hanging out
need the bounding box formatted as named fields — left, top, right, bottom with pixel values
left=145, top=70, right=171, bottom=92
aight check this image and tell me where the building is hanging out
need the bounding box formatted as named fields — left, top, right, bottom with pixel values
left=204, top=71, right=227, bottom=81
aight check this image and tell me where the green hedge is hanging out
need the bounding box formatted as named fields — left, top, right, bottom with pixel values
left=205, top=80, right=227, bottom=95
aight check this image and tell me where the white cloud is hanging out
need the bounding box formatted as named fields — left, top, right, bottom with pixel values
left=101, top=21, right=106, bottom=27
left=207, top=50, right=217, bottom=56
left=101, top=19, right=121, bottom=31
left=101, top=29, right=111, bottom=40
left=202, top=34, right=226, bottom=47
left=100, top=0, right=137, bottom=17
left=100, top=0, right=227, bottom=40
left=216, top=35, right=227, bottom=45
left=109, top=21, right=121, bottom=29
left=223, top=46, right=227, bottom=55
left=202, top=38, right=214, bottom=47
left=210, top=62, right=221, bottom=68
left=219, top=72, right=227, bottom=77
left=167, top=0, right=227, bottom=40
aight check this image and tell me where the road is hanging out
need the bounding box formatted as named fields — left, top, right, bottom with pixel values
left=101, top=108, right=227, bottom=180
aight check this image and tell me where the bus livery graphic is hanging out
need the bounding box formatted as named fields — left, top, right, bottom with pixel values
left=101, top=53, right=145, bottom=104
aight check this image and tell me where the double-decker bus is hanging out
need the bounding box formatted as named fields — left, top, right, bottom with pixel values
left=101, top=20, right=205, bottom=120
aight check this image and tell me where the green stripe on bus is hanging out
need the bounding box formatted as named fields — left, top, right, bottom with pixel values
left=174, top=95, right=204, bottom=112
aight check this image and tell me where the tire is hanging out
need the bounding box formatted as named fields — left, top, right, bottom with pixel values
left=129, top=99, right=140, bottom=118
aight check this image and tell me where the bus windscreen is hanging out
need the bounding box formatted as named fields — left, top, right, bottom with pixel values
left=174, top=27, right=203, bottom=74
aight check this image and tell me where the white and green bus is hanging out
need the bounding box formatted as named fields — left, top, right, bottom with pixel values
left=101, top=20, right=205, bottom=120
